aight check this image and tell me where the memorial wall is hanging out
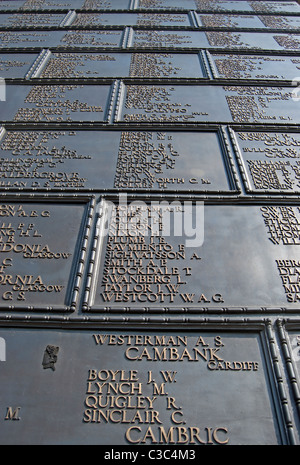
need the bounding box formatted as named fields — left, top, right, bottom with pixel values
left=1, top=0, right=300, bottom=446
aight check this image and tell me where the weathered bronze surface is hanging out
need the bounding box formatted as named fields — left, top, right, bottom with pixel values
left=194, top=0, right=300, bottom=13
left=72, top=13, right=192, bottom=27
left=0, top=130, right=234, bottom=192
left=0, top=13, right=66, bottom=28
left=119, top=84, right=299, bottom=124
left=0, top=201, right=89, bottom=309
left=210, top=53, right=300, bottom=81
left=1, top=0, right=300, bottom=13
left=0, top=0, right=300, bottom=447
left=0, top=84, right=110, bottom=122
left=0, top=1, right=25, bottom=10
left=0, top=30, right=66, bottom=48
left=0, top=30, right=124, bottom=48
left=199, top=14, right=268, bottom=29
left=80, top=0, right=131, bottom=9
left=131, top=30, right=300, bottom=49
left=0, top=327, right=285, bottom=445
left=0, top=53, right=38, bottom=78
left=232, top=130, right=300, bottom=193
left=87, top=202, right=300, bottom=311
left=35, top=52, right=205, bottom=79
left=199, top=14, right=300, bottom=30
left=0, top=29, right=299, bottom=51
left=20, top=0, right=86, bottom=9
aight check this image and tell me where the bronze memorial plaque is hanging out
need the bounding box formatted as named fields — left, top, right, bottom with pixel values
left=127, top=53, right=206, bottom=79
left=0, top=1, right=25, bottom=10
left=71, top=13, right=192, bottom=27
left=282, top=325, right=300, bottom=408
left=0, top=84, right=111, bottom=123
left=258, top=15, right=300, bottom=30
left=223, top=86, right=299, bottom=124
left=34, top=52, right=205, bottom=79
left=118, top=84, right=233, bottom=123
left=85, top=201, right=300, bottom=311
left=81, top=0, right=131, bottom=9
left=205, top=31, right=300, bottom=50
left=194, top=0, right=300, bottom=13
left=0, top=0, right=300, bottom=448
left=0, top=53, right=39, bottom=79
left=118, top=84, right=299, bottom=124
left=198, top=14, right=267, bottom=29
left=21, top=0, right=85, bottom=9
left=199, top=14, right=300, bottom=30
left=131, top=31, right=211, bottom=49
left=138, top=0, right=195, bottom=8
left=0, top=129, right=236, bottom=192
left=0, top=200, right=90, bottom=310
left=0, top=326, right=285, bottom=445
left=249, top=1, right=300, bottom=13
left=209, top=53, right=300, bottom=81
left=0, top=30, right=66, bottom=49
left=195, top=0, right=254, bottom=11
left=231, top=130, right=300, bottom=194
left=58, top=30, right=124, bottom=49
left=0, top=13, right=67, bottom=28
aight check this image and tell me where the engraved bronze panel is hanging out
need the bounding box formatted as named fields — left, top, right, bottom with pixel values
left=231, top=130, right=300, bottom=193
left=0, top=30, right=66, bottom=49
left=272, top=34, right=300, bottom=50
left=195, top=1, right=300, bottom=13
left=0, top=200, right=89, bottom=310
left=0, top=13, right=67, bottom=28
left=118, top=84, right=299, bottom=124
left=131, top=30, right=210, bottom=49
left=259, top=15, right=300, bottom=30
left=81, top=0, right=131, bottom=9
left=0, top=84, right=111, bottom=122
left=0, top=129, right=119, bottom=190
left=21, top=0, right=85, bottom=9
left=195, top=0, right=254, bottom=12
left=210, top=53, right=300, bottom=81
left=284, top=327, right=300, bottom=382
left=128, top=53, right=205, bottom=78
left=86, top=202, right=300, bottom=311
left=118, top=84, right=232, bottom=123
left=250, top=1, right=300, bottom=14
left=0, top=0, right=299, bottom=448
left=138, top=0, right=195, bottom=9
left=205, top=31, right=300, bottom=50
left=37, top=52, right=132, bottom=79
left=0, top=129, right=235, bottom=192
left=198, top=14, right=267, bottom=29
left=36, top=52, right=205, bottom=79
left=0, top=326, right=285, bottom=445
left=199, top=14, right=300, bottom=31
left=0, top=53, right=38, bottom=78
left=72, top=13, right=139, bottom=27
left=59, top=30, right=124, bottom=48
left=112, top=130, right=236, bottom=192
left=72, top=13, right=191, bottom=27
left=281, top=323, right=300, bottom=424
left=0, top=1, right=25, bottom=10
left=131, top=30, right=300, bottom=50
